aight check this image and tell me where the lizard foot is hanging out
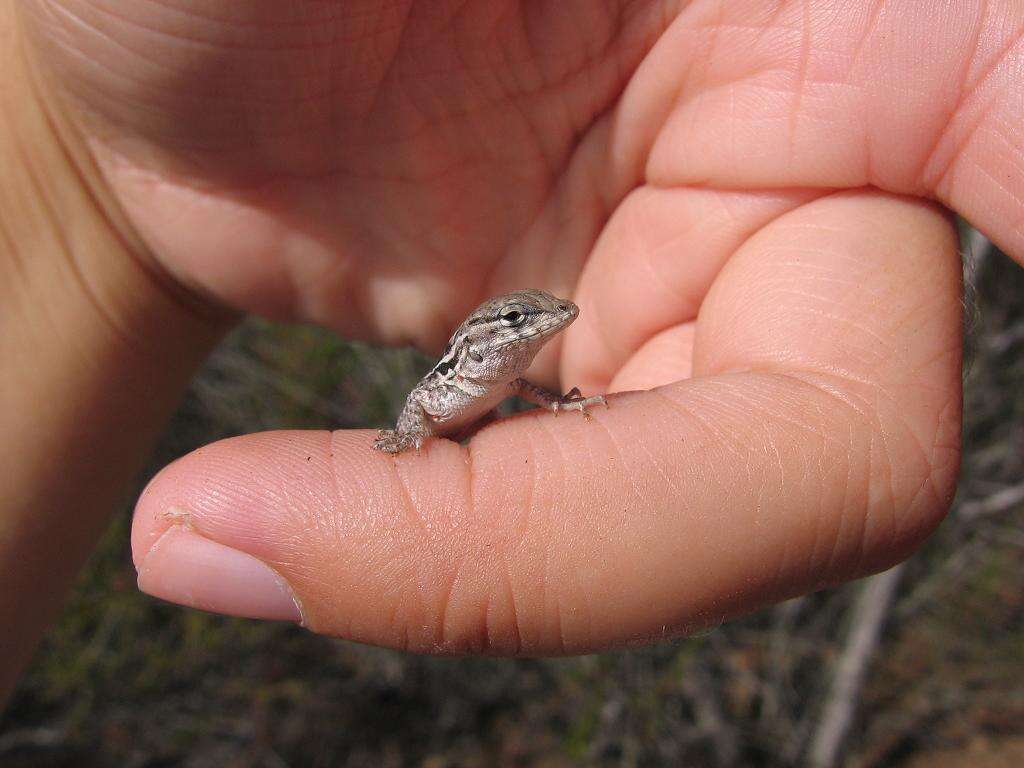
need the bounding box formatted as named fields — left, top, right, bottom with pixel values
left=373, top=429, right=424, bottom=454
left=551, top=388, right=608, bottom=420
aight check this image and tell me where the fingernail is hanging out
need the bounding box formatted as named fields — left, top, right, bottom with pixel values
left=137, top=526, right=302, bottom=622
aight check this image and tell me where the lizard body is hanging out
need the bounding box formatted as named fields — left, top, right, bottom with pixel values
left=373, top=289, right=606, bottom=453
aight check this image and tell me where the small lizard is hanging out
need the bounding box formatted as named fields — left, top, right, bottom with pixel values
left=374, top=289, right=607, bottom=453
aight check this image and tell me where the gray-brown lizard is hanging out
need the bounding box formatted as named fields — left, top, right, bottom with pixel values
left=373, top=289, right=606, bottom=453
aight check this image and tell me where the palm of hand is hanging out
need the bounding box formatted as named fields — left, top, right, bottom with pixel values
left=22, top=0, right=1021, bottom=651
left=26, top=1, right=1012, bottom=380
left=28, top=1, right=662, bottom=357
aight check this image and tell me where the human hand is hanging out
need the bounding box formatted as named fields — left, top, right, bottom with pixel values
left=13, top=1, right=1023, bottom=655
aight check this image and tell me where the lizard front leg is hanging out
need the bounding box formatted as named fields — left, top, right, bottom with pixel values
left=374, top=393, right=434, bottom=453
left=510, top=379, right=607, bottom=419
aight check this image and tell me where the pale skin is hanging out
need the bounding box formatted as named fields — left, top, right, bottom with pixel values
left=2, top=0, right=1022, bottom=700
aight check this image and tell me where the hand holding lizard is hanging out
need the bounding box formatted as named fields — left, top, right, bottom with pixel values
left=4, top=0, right=1021, bottom=674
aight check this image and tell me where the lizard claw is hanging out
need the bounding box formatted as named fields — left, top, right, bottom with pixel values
left=552, top=391, right=608, bottom=420
left=373, top=430, right=400, bottom=453
left=374, top=429, right=422, bottom=454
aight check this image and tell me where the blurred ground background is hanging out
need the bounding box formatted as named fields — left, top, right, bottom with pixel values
left=2, top=227, right=1022, bottom=767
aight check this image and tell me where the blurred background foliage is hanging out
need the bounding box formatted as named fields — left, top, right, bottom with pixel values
left=2, top=228, right=1022, bottom=768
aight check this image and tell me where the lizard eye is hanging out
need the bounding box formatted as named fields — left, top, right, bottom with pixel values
left=499, top=307, right=526, bottom=327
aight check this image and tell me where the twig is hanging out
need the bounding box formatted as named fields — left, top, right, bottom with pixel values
left=807, top=565, right=906, bottom=768
left=958, top=482, right=1024, bottom=521
left=0, top=726, right=65, bottom=753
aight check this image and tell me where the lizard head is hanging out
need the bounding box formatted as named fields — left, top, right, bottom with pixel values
left=433, top=289, right=579, bottom=382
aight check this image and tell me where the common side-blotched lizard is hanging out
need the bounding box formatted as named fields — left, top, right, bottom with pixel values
left=374, top=289, right=607, bottom=453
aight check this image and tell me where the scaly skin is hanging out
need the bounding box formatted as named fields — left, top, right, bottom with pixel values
left=374, top=289, right=606, bottom=453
